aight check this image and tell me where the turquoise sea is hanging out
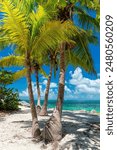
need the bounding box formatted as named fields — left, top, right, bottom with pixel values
left=20, top=99, right=100, bottom=113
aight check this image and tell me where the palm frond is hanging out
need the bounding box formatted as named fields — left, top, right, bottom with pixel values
left=66, top=27, right=98, bottom=74
left=74, top=5, right=99, bottom=31
left=30, top=4, right=49, bottom=40
left=0, top=0, right=29, bottom=50
left=43, top=0, right=58, bottom=18
left=40, top=67, right=48, bottom=78
left=13, top=68, right=27, bottom=81
left=66, top=48, right=95, bottom=74
left=32, top=20, right=78, bottom=55
left=79, top=0, right=100, bottom=11
left=0, top=55, right=25, bottom=67
left=0, top=39, right=8, bottom=51
left=32, top=21, right=64, bottom=54
left=13, top=0, right=35, bottom=15
left=0, top=26, right=10, bottom=50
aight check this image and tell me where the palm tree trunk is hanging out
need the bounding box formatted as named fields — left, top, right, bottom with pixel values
left=56, top=43, right=65, bottom=116
left=26, top=51, right=41, bottom=139
left=42, top=44, right=65, bottom=142
left=35, top=68, right=41, bottom=107
left=39, top=61, right=53, bottom=116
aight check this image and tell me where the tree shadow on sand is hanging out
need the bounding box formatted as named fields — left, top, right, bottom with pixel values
left=11, top=109, right=100, bottom=149
left=0, top=117, right=5, bottom=122
left=61, top=111, right=100, bottom=150
left=14, top=108, right=31, bottom=115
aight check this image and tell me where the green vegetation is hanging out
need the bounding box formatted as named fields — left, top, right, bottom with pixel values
left=0, top=69, right=19, bottom=110
left=0, top=87, right=19, bottom=110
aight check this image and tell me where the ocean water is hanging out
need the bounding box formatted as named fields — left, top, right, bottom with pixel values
left=20, top=99, right=100, bottom=112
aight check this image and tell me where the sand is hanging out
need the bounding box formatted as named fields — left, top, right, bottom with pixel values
left=0, top=106, right=100, bottom=150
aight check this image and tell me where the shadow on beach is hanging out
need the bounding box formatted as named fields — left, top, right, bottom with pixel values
left=9, top=108, right=100, bottom=149
left=61, top=111, right=100, bottom=149
left=0, top=117, right=5, bottom=122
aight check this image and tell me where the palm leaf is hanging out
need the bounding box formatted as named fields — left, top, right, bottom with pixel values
left=40, top=67, right=48, bottom=78
left=65, top=27, right=98, bottom=74
left=0, top=0, right=29, bottom=50
left=13, top=68, right=27, bottom=81
left=30, top=4, right=49, bottom=40
left=13, top=0, right=35, bottom=15
left=74, top=5, right=99, bottom=31
left=32, top=20, right=78, bottom=55
left=0, top=55, right=25, bottom=67
left=32, top=21, right=64, bottom=54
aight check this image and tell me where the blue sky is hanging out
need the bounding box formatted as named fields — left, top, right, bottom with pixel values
left=0, top=41, right=100, bottom=101
left=0, top=9, right=100, bottom=101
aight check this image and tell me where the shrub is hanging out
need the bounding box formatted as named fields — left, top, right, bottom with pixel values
left=0, top=87, right=19, bottom=111
left=0, top=69, right=19, bottom=111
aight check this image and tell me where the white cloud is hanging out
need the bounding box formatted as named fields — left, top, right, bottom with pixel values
left=19, top=81, right=57, bottom=100
left=43, top=80, right=58, bottom=88
left=43, top=80, right=47, bottom=85
left=19, top=82, right=45, bottom=98
left=50, top=82, right=57, bottom=88
left=41, top=76, right=47, bottom=80
left=19, top=89, right=28, bottom=97
left=69, top=67, right=100, bottom=100
left=19, top=67, right=100, bottom=100
left=65, top=85, right=71, bottom=93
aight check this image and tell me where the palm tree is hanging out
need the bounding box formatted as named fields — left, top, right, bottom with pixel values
left=0, top=0, right=81, bottom=139
left=0, top=0, right=100, bottom=142
left=0, top=0, right=76, bottom=139
left=27, top=56, right=48, bottom=111
left=39, top=51, right=59, bottom=116
left=42, top=0, right=100, bottom=142
left=0, top=54, right=47, bottom=110
left=39, top=59, right=52, bottom=116
left=56, top=0, right=99, bottom=114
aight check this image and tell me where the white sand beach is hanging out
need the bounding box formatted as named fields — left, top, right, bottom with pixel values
left=0, top=106, right=100, bottom=150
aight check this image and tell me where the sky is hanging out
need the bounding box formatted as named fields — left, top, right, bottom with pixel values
left=0, top=8, right=100, bottom=101
left=0, top=42, right=100, bottom=101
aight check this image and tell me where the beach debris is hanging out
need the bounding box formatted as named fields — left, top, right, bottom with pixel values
left=42, top=108, right=62, bottom=143
left=91, top=110, right=97, bottom=114
left=19, top=101, right=30, bottom=107
left=77, top=128, right=89, bottom=132
left=32, top=118, right=41, bottom=140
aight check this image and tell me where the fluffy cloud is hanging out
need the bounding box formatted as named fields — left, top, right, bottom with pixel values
left=19, top=81, right=57, bottom=99
left=19, top=67, right=100, bottom=100
left=42, top=80, right=57, bottom=88
left=19, top=82, right=44, bottom=98
left=19, top=88, right=29, bottom=97
left=69, top=67, right=100, bottom=100
left=65, top=85, right=71, bottom=93
left=50, top=82, right=57, bottom=88
left=43, top=80, right=47, bottom=85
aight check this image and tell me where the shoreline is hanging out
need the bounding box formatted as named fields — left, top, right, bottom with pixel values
left=19, top=100, right=100, bottom=114
left=0, top=105, right=100, bottom=150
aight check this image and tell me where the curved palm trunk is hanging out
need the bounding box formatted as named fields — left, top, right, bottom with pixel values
left=35, top=68, right=41, bottom=115
left=56, top=43, right=65, bottom=116
left=26, top=52, right=41, bottom=139
left=42, top=44, right=65, bottom=142
left=39, top=62, right=53, bottom=116
left=35, top=68, right=41, bottom=107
